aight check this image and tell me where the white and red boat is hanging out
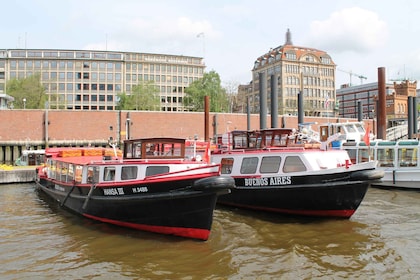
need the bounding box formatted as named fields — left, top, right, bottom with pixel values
left=36, top=137, right=235, bottom=240
left=211, top=128, right=383, bottom=218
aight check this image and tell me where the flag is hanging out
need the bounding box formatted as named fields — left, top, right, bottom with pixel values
left=325, top=96, right=330, bottom=109
left=196, top=32, right=204, bottom=38
left=364, top=123, right=370, bottom=145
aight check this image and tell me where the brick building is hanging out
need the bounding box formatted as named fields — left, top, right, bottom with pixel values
left=336, top=80, right=417, bottom=126
left=237, top=29, right=336, bottom=117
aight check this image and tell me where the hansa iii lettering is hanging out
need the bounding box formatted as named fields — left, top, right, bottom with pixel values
left=103, top=188, right=125, bottom=196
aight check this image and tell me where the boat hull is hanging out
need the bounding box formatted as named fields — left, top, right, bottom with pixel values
left=372, top=169, right=420, bottom=189
left=36, top=177, right=232, bottom=240
left=217, top=178, right=370, bottom=218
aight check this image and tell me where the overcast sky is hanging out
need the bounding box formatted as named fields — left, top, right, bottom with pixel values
left=2, top=0, right=419, bottom=89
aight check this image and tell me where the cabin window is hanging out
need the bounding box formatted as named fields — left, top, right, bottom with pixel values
left=75, top=165, right=83, bottom=183
left=357, top=148, right=372, bottom=163
left=377, top=148, right=395, bottom=167
left=398, top=148, right=418, bottom=167
left=125, top=142, right=134, bottom=158
left=87, top=166, right=100, bottom=183
left=121, top=166, right=138, bottom=180
left=104, top=167, right=116, bottom=181
left=220, top=158, right=234, bottom=174
left=46, top=159, right=54, bottom=179
left=240, top=157, right=259, bottom=174
left=283, top=156, right=307, bottom=173
left=146, top=166, right=169, bottom=176
left=68, top=164, right=74, bottom=181
left=60, top=162, right=69, bottom=182
left=260, top=156, right=281, bottom=173
left=345, top=149, right=357, bottom=164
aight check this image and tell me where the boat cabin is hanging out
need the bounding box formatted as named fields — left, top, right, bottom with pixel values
left=15, top=150, right=46, bottom=166
left=342, top=140, right=419, bottom=168
left=41, top=138, right=214, bottom=186
left=214, top=128, right=321, bottom=152
left=123, top=137, right=210, bottom=162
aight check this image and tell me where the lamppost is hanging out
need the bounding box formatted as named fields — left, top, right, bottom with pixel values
left=23, top=98, right=26, bottom=109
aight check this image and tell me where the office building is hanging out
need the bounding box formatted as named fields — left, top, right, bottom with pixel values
left=0, top=49, right=204, bottom=111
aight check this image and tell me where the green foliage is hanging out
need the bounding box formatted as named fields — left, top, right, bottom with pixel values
left=117, top=81, right=160, bottom=111
left=7, top=73, right=47, bottom=109
left=184, top=70, right=230, bottom=112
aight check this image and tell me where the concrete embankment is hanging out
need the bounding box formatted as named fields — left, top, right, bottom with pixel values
left=0, top=166, right=37, bottom=184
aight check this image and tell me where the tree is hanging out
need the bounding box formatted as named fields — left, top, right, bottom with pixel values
left=116, top=92, right=136, bottom=110
left=7, top=73, right=47, bottom=109
left=184, top=70, right=230, bottom=112
left=117, top=81, right=160, bottom=111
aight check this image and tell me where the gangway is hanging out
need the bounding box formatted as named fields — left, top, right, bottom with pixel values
left=386, top=121, right=420, bottom=141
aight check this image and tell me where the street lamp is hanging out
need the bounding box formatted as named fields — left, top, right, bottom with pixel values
left=23, top=98, right=26, bottom=109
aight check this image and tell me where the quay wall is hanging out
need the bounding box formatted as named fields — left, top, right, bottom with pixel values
left=0, top=109, right=362, bottom=164
left=0, top=169, right=37, bottom=184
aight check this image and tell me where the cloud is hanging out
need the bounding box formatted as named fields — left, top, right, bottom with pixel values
left=308, top=7, right=388, bottom=53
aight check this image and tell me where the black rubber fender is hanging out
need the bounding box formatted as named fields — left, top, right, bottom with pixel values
left=349, top=169, right=385, bottom=181
left=192, top=176, right=235, bottom=191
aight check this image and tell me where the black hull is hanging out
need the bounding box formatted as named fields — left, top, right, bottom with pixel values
left=35, top=177, right=233, bottom=240
left=217, top=180, right=369, bottom=218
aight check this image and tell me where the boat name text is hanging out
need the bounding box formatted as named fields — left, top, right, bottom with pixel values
left=54, top=185, right=65, bottom=192
left=132, top=187, right=148, bottom=193
left=244, top=176, right=291, bottom=186
left=103, top=188, right=125, bottom=195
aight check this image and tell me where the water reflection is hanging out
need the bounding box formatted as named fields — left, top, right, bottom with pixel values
left=1, top=184, right=420, bottom=279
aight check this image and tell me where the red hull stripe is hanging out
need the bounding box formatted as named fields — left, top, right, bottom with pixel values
left=83, top=213, right=210, bottom=240
left=221, top=202, right=356, bottom=218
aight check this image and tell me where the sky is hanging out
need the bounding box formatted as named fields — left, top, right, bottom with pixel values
left=2, top=0, right=420, bottom=89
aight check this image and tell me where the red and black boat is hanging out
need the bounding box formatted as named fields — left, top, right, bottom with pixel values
left=211, top=128, right=384, bottom=218
left=36, top=138, right=235, bottom=240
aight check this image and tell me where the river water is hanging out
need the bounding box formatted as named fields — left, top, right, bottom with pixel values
left=1, top=183, right=420, bottom=280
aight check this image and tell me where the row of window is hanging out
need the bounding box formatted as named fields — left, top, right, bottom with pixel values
left=6, top=71, right=198, bottom=85
left=43, top=83, right=121, bottom=92
left=285, top=76, right=335, bottom=87
left=220, top=155, right=307, bottom=175
left=285, top=99, right=331, bottom=110
left=4, top=60, right=203, bottom=75
left=52, top=93, right=183, bottom=104
left=40, top=83, right=186, bottom=94
left=8, top=50, right=123, bottom=60
left=8, top=60, right=121, bottom=71
left=345, top=146, right=418, bottom=168
left=4, top=50, right=202, bottom=66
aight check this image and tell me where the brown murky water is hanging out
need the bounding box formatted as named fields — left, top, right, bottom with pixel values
left=1, top=183, right=420, bottom=279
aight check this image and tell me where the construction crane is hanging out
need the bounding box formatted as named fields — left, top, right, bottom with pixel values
left=337, top=69, right=367, bottom=86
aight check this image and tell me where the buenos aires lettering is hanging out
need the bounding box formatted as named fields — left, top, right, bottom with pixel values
left=244, top=176, right=291, bottom=187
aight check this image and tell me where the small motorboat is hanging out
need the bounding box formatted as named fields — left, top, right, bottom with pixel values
left=211, top=128, right=383, bottom=218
